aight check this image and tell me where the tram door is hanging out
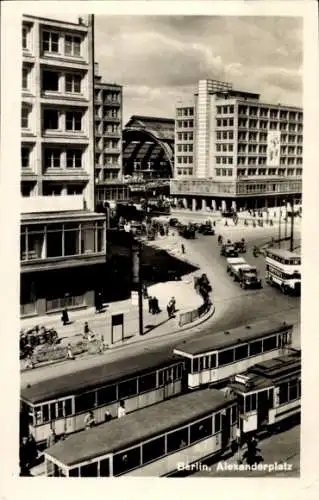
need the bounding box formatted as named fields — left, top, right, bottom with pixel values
left=257, top=390, right=269, bottom=428
left=221, top=408, right=231, bottom=449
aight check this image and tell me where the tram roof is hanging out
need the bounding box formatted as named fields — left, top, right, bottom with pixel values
left=21, top=347, right=178, bottom=404
left=45, top=389, right=236, bottom=466
left=249, top=350, right=301, bottom=383
left=229, top=375, right=273, bottom=394
left=173, top=319, right=292, bottom=356
left=266, top=248, right=301, bottom=259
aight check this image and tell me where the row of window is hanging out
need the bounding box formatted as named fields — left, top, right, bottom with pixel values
left=177, top=144, right=193, bottom=153
left=95, top=91, right=121, bottom=103
left=21, top=147, right=86, bottom=169
left=177, top=132, right=193, bottom=141
left=64, top=407, right=236, bottom=477
left=30, top=364, right=183, bottom=425
left=176, top=120, right=194, bottom=129
left=236, top=182, right=301, bottom=194
left=216, top=118, right=234, bottom=128
left=237, top=158, right=302, bottom=167
left=189, top=333, right=289, bottom=372
left=266, top=254, right=300, bottom=266
left=22, top=108, right=85, bottom=133
left=237, top=106, right=302, bottom=121
left=238, top=145, right=302, bottom=155
left=216, top=144, right=234, bottom=152
left=238, top=120, right=302, bottom=132
left=23, top=26, right=83, bottom=58
left=241, top=389, right=274, bottom=413
left=20, top=185, right=85, bottom=198
left=23, top=67, right=83, bottom=94
left=176, top=108, right=194, bottom=117
left=237, top=168, right=302, bottom=177
left=277, top=378, right=301, bottom=405
left=216, top=105, right=234, bottom=115
left=266, top=265, right=301, bottom=281
left=176, top=169, right=194, bottom=176
left=176, top=157, right=193, bottom=164
left=215, top=169, right=233, bottom=177
left=238, top=132, right=303, bottom=144
left=216, top=157, right=233, bottom=165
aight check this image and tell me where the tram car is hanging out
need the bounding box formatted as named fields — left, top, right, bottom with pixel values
left=224, top=349, right=301, bottom=441
left=20, top=348, right=185, bottom=448
left=173, top=319, right=294, bottom=389
left=44, top=389, right=237, bottom=477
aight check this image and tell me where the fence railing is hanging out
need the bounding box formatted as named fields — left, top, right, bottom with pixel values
left=179, top=300, right=211, bottom=328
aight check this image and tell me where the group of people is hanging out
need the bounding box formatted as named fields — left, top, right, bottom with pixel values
left=84, top=401, right=126, bottom=430
left=148, top=296, right=161, bottom=315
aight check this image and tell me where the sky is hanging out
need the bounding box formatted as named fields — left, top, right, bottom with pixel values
left=94, top=16, right=303, bottom=125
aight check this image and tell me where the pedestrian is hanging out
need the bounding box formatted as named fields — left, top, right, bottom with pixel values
left=46, top=427, right=56, bottom=449
left=142, top=283, right=148, bottom=299
left=153, top=296, right=160, bottom=314
left=66, top=343, right=74, bottom=360
left=117, top=400, right=126, bottom=419
left=84, top=411, right=95, bottom=429
left=84, top=321, right=90, bottom=338
left=61, top=308, right=69, bottom=326
left=181, top=243, right=185, bottom=254
left=148, top=296, right=153, bottom=314
left=95, top=292, right=103, bottom=313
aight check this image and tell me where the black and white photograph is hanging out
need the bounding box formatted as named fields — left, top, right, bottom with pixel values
left=1, top=0, right=319, bottom=493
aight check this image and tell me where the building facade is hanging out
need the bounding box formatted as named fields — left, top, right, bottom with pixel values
left=21, top=15, right=107, bottom=318
left=172, top=79, right=302, bottom=211
left=94, top=65, right=124, bottom=203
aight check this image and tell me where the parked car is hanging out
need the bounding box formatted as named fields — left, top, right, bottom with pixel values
left=220, top=244, right=239, bottom=257
left=169, top=218, right=179, bottom=227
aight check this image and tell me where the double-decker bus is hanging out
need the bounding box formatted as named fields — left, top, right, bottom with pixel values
left=265, top=248, right=301, bottom=295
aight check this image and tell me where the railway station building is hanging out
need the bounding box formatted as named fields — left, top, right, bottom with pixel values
left=171, top=79, right=303, bottom=212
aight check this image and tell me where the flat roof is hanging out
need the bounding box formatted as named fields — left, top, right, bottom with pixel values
left=250, top=351, right=301, bottom=383
left=266, top=248, right=301, bottom=259
left=229, top=375, right=273, bottom=394
left=21, top=347, right=178, bottom=404
left=173, top=319, right=292, bottom=356
left=45, top=389, right=236, bottom=466
left=21, top=211, right=105, bottom=223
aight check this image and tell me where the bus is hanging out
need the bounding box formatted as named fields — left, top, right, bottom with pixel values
left=44, top=389, right=237, bottom=477
left=173, top=319, right=294, bottom=389
left=265, top=248, right=301, bottom=295
left=20, top=348, right=185, bottom=448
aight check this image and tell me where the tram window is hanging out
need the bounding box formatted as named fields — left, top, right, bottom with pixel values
left=139, top=372, right=157, bottom=393
left=190, top=416, right=213, bottom=444
left=167, top=426, right=189, bottom=453
left=64, top=398, right=73, bottom=416
left=99, top=458, right=110, bottom=477
left=97, top=384, right=117, bottom=406
left=231, top=405, right=237, bottom=424
left=118, top=378, right=138, bottom=399
left=185, top=359, right=191, bottom=374
left=249, top=340, right=262, bottom=356
left=142, top=436, right=165, bottom=464
left=199, top=356, right=208, bottom=370
left=113, top=446, right=141, bottom=476
left=268, top=389, right=274, bottom=408
left=237, top=395, right=244, bottom=413
left=245, top=394, right=256, bottom=412
left=69, top=467, right=79, bottom=477
left=75, top=391, right=96, bottom=413
left=80, top=461, right=98, bottom=477
left=35, top=407, right=42, bottom=425
left=218, top=348, right=234, bottom=366
left=50, top=403, right=56, bottom=421
left=42, top=404, right=50, bottom=423
left=289, top=379, right=298, bottom=401
left=214, top=412, right=221, bottom=433
left=175, top=363, right=182, bottom=379
left=192, top=358, right=199, bottom=373
left=235, top=344, right=248, bottom=361
left=209, top=354, right=216, bottom=369
left=263, top=336, right=277, bottom=352
left=56, top=400, right=64, bottom=418
left=278, top=382, right=289, bottom=405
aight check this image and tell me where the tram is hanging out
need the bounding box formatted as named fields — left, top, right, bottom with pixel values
left=44, top=389, right=237, bottom=477
left=225, top=349, right=301, bottom=441
left=265, top=248, right=301, bottom=295
left=20, top=348, right=185, bottom=448
left=173, top=319, right=294, bottom=389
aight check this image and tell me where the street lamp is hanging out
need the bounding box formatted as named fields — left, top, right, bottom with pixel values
left=132, top=237, right=143, bottom=336
left=278, top=207, right=282, bottom=248
left=283, top=199, right=288, bottom=239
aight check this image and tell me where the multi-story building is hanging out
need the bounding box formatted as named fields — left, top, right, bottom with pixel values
left=94, top=65, right=123, bottom=203
left=21, top=14, right=107, bottom=318
left=172, top=79, right=302, bottom=211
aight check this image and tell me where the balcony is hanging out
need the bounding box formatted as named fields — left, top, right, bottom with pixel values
left=103, top=98, right=121, bottom=106
left=43, top=168, right=89, bottom=181
left=103, top=116, right=120, bottom=123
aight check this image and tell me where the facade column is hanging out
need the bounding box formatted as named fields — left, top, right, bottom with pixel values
left=221, top=200, right=226, bottom=212
left=211, top=199, right=217, bottom=211
left=183, top=198, right=187, bottom=209
left=231, top=200, right=237, bottom=212
left=201, top=199, right=206, bottom=211
left=192, top=198, right=196, bottom=211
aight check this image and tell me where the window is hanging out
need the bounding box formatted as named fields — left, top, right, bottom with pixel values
left=45, top=149, right=61, bottom=168
left=289, top=379, right=298, bottom=401
left=64, top=223, right=80, bottom=256
left=74, top=391, right=96, bottom=413
left=142, top=436, right=165, bottom=465
left=99, top=458, right=110, bottom=477
left=22, top=67, right=29, bottom=90
left=190, top=416, right=212, bottom=443
left=65, top=398, right=73, bottom=416
left=65, top=73, right=81, bottom=93
left=214, top=412, right=221, bottom=433
left=66, top=149, right=82, bottom=168
left=218, top=348, right=234, bottom=366
left=69, top=468, right=79, bottom=477
left=21, top=106, right=30, bottom=128
left=167, top=426, right=189, bottom=453
left=263, top=335, right=277, bottom=352
left=80, top=462, right=98, bottom=477
left=43, top=109, right=59, bottom=130
left=192, top=358, right=199, bottom=373
left=66, top=111, right=82, bottom=131
left=118, top=378, right=138, bottom=399
left=278, top=382, right=289, bottom=405
left=97, top=384, right=117, bottom=406
left=245, top=394, right=257, bottom=412
left=139, top=372, right=157, bottom=393
left=42, top=31, right=59, bottom=53
left=21, top=147, right=30, bottom=168
left=22, top=26, right=29, bottom=50
left=249, top=340, right=262, bottom=356
left=231, top=405, right=237, bottom=424
left=113, top=446, right=141, bottom=476
left=235, top=344, right=248, bottom=361
left=42, top=70, right=59, bottom=92
left=65, top=35, right=81, bottom=56
left=42, top=404, right=49, bottom=423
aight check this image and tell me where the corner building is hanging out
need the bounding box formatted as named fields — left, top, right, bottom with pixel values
left=21, top=15, right=107, bottom=318
left=172, top=79, right=302, bottom=212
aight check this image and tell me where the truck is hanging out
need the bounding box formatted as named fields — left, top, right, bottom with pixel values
left=227, top=258, right=262, bottom=289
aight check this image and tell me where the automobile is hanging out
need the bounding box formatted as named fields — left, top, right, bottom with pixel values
left=221, top=210, right=236, bottom=218
left=168, top=218, right=179, bottom=227
left=201, top=225, right=215, bottom=235
left=234, top=240, right=247, bottom=253
left=220, top=244, right=239, bottom=257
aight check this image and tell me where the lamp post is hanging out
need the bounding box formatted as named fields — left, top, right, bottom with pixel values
left=278, top=207, right=282, bottom=248
left=132, top=237, right=143, bottom=336
left=283, top=199, right=288, bottom=239
left=290, top=197, right=295, bottom=252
